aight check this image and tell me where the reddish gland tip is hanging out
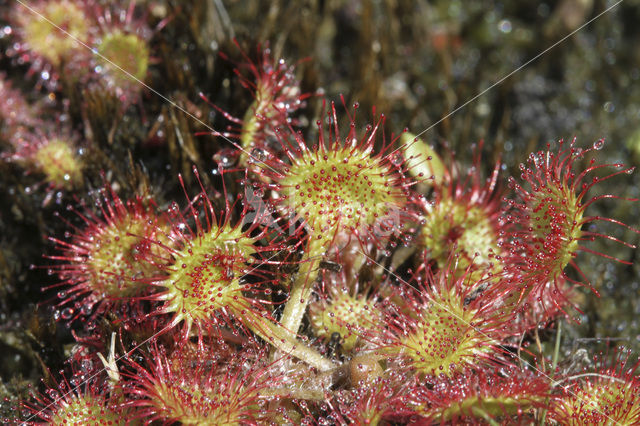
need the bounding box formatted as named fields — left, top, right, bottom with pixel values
left=128, top=344, right=277, bottom=424
left=376, top=264, right=515, bottom=377
left=503, top=139, right=636, bottom=316
left=550, top=351, right=640, bottom=425
left=48, top=189, right=165, bottom=319
left=262, top=102, right=413, bottom=251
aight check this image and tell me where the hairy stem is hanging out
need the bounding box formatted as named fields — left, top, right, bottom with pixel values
left=471, top=407, right=500, bottom=426
left=239, top=305, right=334, bottom=372
left=540, top=320, right=562, bottom=425
left=279, top=237, right=326, bottom=333
left=238, top=99, right=260, bottom=166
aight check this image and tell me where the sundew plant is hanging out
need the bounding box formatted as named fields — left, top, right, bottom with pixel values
left=1, top=1, right=640, bottom=424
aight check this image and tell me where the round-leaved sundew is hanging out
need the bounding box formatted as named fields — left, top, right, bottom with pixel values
left=550, top=349, right=640, bottom=425
left=142, top=171, right=334, bottom=370
left=127, top=343, right=280, bottom=425
left=32, top=137, right=84, bottom=191
left=7, top=124, right=85, bottom=195
left=309, top=290, right=378, bottom=352
left=86, top=0, right=155, bottom=102
left=418, top=141, right=506, bottom=284
left=23, top=372, right=130, bottom=425
left=502, top=138, right=639, bottom=318
left=145, top=173, right=270, bottom=339
left=258, top=98, right=415, bottom=333
left=47, top=186, right=167, bottom=321
left=206, top=42, right=311, bottom=170
left=8, top=0, right=91, bottom=88
left=406, top=365, right=552, bottom=423
left=373, top=259, right=516, bottom=378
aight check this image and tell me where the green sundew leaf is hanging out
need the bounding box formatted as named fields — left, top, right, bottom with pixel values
left=400, top=132, right=446, bottom=186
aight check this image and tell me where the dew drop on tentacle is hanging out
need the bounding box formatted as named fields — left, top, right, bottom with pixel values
left=249, top=147, right=269, bottom=163
left=390, top=153, right=404, bottom=166
left=60, top=307, right=75, bottom=320
left=46, top=389, right=60, bottom=400
left=168, top=202, right=180, bottom=218
left=593, top=139, right=605, bottom=150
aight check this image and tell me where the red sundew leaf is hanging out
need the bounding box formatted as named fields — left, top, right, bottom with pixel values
left=82, top=0, right=157, bottom=106
left=7, top=0, right=92, bottom=90
left=501, top=138, right=639, bottom=324
left=550, top=348, right=640, bottom=425
left=138, top=168, right=290, bottom=343
left=369, top=257, right=519, bottom=378
left=45, top=184, right=167, bottom=323
left=202, top=39, right=312, bottom=169
left=125, top=341, right=288, bottom=424
left=22, top=366, right=130, bottom=425
left=418, top=140, right=507, bottom=283
left=255, top=98, right=418, bottom=254
left=406, top=365, right=553, bottom=423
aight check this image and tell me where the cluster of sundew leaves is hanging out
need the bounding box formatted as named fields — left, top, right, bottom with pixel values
left=1, top=0, right=156, bottom=201
left=46, top=186, right=170, bottom=321
left=0, top=78, right=85, bottom=194
left=548, top=349, right=640, bottom=425
left=8, top=0, right=153, bottom=98
left=19, top=79, right=640, bottom=426
left=1, top=1, right=640, bottom=424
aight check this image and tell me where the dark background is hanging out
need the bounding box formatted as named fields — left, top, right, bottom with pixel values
left=1, top=0, right=640, bottom=418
